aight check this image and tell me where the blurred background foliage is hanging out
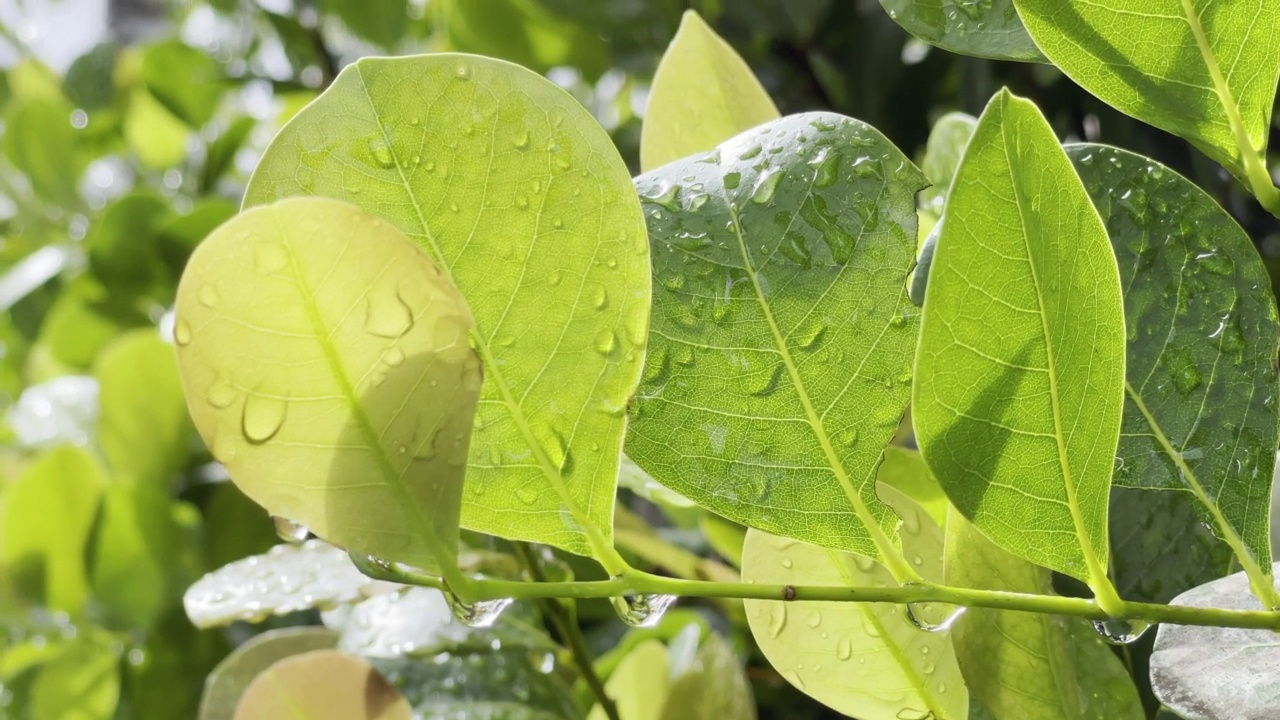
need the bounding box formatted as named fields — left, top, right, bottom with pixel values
left=1, top=0, right=1278, bottom=718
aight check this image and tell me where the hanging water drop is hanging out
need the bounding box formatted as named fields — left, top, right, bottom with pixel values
left=611, top=594, right=676, bottom=628
left=905, top=601, right=966, bottom=632
left=272, top=516, right=310, bottom=543
left=1091, top=618, right=1151, bottom=645
left=242, top=394, right=287, bottom=444
left=445, top=591, right=512, bottom=628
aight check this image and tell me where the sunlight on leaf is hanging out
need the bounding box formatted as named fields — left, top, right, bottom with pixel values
left=913, top=90, right=1125, bottom=594
left=175, top=197, right=481, bottom=574
left=640, top=10, right=780, bottom=172
left=199, top=628, right=339, bottom=720
left=1014, top=0, right=1280, bottom=182
left=917, top=112, right=977, bottom=222
left=244, top=54, right=649, bottom=566
left=95, top=330, right=190, bottom=488
left=1068, top=143, right=1279, bottom=602
left=626, top=112, right=927, bottom=562
left=742, top=487, right=968, bottom=720
left=233, top=650, right=412, bottom=720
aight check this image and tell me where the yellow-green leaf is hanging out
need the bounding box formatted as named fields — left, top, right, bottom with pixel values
left=640, top=10, right=779, bottom=172
left=174, top=197, right=481, bottom=574
left=233, top=650, right=412, bottom=720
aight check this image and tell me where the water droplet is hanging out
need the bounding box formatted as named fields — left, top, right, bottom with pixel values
left=198, top=285, right=220, bottom=307
left=661, top=274, right=686, bottom=292
left=852, top=554, right=877, bottom=572
left=780, top=557, right=793, bottom=569
left=905, top=601, right=966, bottom=633
left=594, top=330, right=618, bottom=357
left=242, top=394, right=287, bottom=444
left=1092, top=618, right=1151, bottom=645
left=724, top=172, right=742, bottom=190
left=272, top=516, right=310, bottom=543
left=1195, top=250, right=1234, bottom=276
left=1165, top=348, right=1202, bottom=395
left=805, top=610, right=822, bottom=628
left=611, top=594, right=676, bottom=627
left=836, top=637, right=853, bottom=660
left=753, top=365, right=785, bottom=397
left=809, top=147, right=840, bottom=187
left=455, top=64, right=471, bottom=79
left=367, top=139, right=395, bottom=168
left=751, top=170, right=784, bottom=204
left=686, top=192, right=710, bottom=212
left=852, top=156, right=882, bottom=179
left=767, top=603, right=788, bottom=637
left=547, top=270, right=563, bottom=286
left=445, top=591, right=512, bottom=628
left=592, top=284, right=609, bottom=309
left=514, top=129, right=530, bottom=149
left=174, top=320, right=192, bottom=346
left=384, top=346, right=405, bottom=367
left=206, top=378, right=237, bottom=408
left=365, top=290, right=414, bottom=339
left=255, top=242, right=288, bottom=273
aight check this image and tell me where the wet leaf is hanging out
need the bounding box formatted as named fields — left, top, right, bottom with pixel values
left=1014, top=0, right=1280, bottom=178
left=174, top=197, right=481, bottom=573
left=641, top=10, right=780, bottom=172
left=199, top=627, right=339, bottom=720
left=912, top=90, right=1125, bottom=591
left=626, top=112, right=927, bottom=560
left=232, top=650, right=412, bottom=720
left=1150, top=562, right=1280, bottom=720
left=945, top=512, right=1144, bottom=719
left=183, top=540, right=396, bottom=628
left=244, top=55, right=649, bottom=564
left=1068, top=143, right=1278, bottom=598
left=742, top=487, right=968, bottom=720
left=879, top=0, right=1045, bottom=62
left=373, top=649, right=582, bottom=720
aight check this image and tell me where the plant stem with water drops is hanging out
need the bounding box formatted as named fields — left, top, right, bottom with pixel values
left=514, top=542, right=619, bottom=720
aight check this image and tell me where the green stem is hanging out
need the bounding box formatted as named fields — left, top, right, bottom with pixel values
left=377, top=565, right=1280, bottom=630
left=1180, top=0, right=1280, bottom=218
left=1125, top=380, right=1280, bottom=609
left=513, top=543, right=619, bottom=720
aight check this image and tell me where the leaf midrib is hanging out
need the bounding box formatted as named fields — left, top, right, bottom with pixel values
left=725, top=199, right=911, bottom=580
left=353, top=64, right=616, bottom=567
left=275, top=211, right=453, bottom=574
left=998, top=108, right=1106, bottom=586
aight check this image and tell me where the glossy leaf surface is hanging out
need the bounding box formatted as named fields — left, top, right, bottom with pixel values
left=245, top=54, right=650, bottom=562
left=175, top=197, right=480, bottom=573
left=1014, top=0, right=1280, bottom=174
left=1068, top=143, right=1278, bottom=585
left=945, top=512, right=1144, bottom=719
left=913, top=90, right=1125, bottom=587
left=879, top=0, right=1045, bottom=62
left=184, top=540, right=394, bottom=628
left=376, top=650, right=583, bottom=720
left=640, top=10, right=780, bottom=172
left=626, top=112, right=927, bottom=559
left=742, top=487, right=968, bottom=720
left=1150, top=562, right=1280, bottom=720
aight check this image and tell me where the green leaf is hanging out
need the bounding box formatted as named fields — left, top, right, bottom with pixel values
left=141, top=40, right=226, bottom=128
left=1109, top=486, right=1231, bottom=605
left=1067, top=143, right=1279, bottom=598
left=640, top=10, right=780, bottom=172
left=918, top=111, right=977, bottom=221
left=95, top=330, right=190, bottom=487
left=243, top=55, right=650, bottom=566
left=879, top=0, right=1045, bottom=62
left=184, top=541, right=390, bottom=629
left=333, top=587, right=559, bottom=658
left=660, top=632, right=757, bottom=720
left=37, top=278, right=151, bottom=369
left=742, top=487, right=969, bottom=720
left=320, top=0, right=410, bottom=49
left=1013, top=0, right=1280, bottom=183
left=174, top=197, right=481, bottom=574
left=123, top=87, right=189, bottom=169
left=91, top=481, right=180, bottom=629
left=625, top=112, right=927, bottom=562
left=441, top=0, right=610, bottom=80
left=4, top=97, right=83, bottom=207
left=84, top=191, right=173, bottom=296
left=911, top=90, right=1125, bottom=593
left=201, top=115, right=256, bottom=192
left=1150, top=562, right=1280, bottom=720
left=945, top=512, right=1144, bottom=720
left=376, top=649, right=583, bottom=720
left=0, top=446, right=107, bottom=612
left=30, top=632, right=120, bottom=720
left=201, top=482, right=279, bottom=570
left=590, top=639, right=669, bottom=720
left=199, top=627, right=339, bottom=720
left=233, top=650, right=413, bottom=720
left=62, top=42, right=119, bottom=112
left=877, top=446, right=949, bottom=530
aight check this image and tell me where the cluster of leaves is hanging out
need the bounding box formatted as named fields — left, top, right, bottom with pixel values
left=7, top=2, right=1280, bottom=720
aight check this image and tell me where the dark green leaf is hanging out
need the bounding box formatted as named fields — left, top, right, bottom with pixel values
left=62, top=43, right=119, bottom=111
left=141, top=40, right=226, bottom=128
left=626, top=112, right=927, bottom=560
left=878, top=0, right=1046, bottom=62
left=320, top=0, right=410, bottom=49
left=4, top=97, right=82, bottom=207
left=200, top=116, right=256, bottom=192
left=372, top=650, right=583, bottom=720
